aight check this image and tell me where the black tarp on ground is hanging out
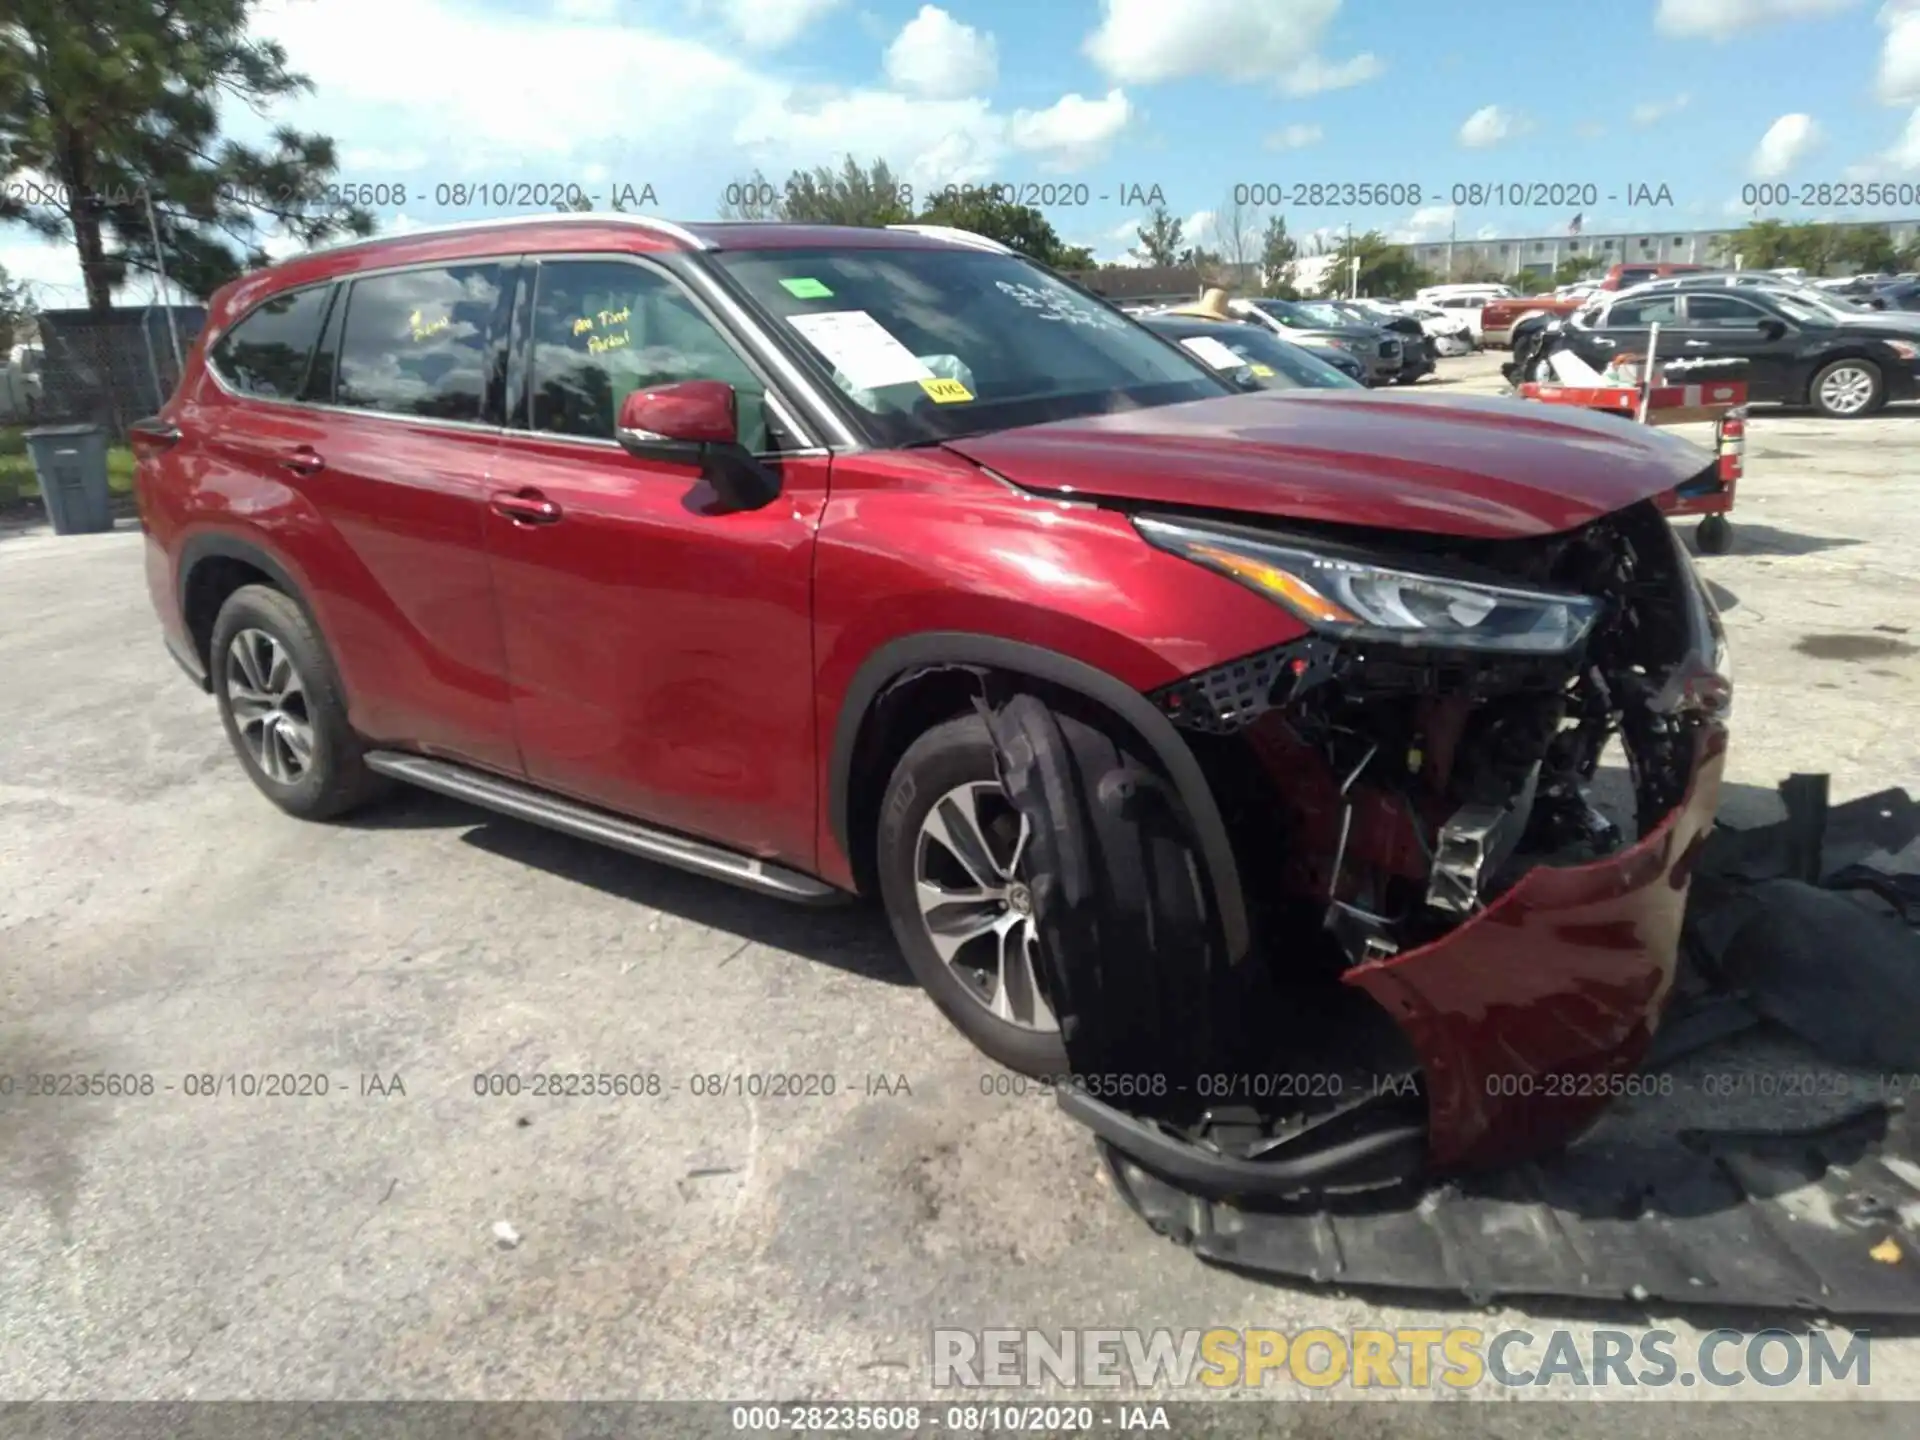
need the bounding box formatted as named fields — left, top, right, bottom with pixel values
left=1061, top=776, right=1920, bottom=1317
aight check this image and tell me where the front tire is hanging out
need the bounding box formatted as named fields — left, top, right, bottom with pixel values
left=209, top=584, right=388, bottom=821
left=1809, top=357, right=1883, bottom=418
left=877, top=714, right=1068, bottom=1076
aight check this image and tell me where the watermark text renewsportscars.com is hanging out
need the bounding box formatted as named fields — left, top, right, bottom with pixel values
left=931, top=1327, right=1872, bottom=1392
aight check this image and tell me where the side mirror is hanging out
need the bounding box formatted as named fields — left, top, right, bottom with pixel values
left=615, top=381, right=781, bottom=512
left=1757, top=318, right=1788, bottom=340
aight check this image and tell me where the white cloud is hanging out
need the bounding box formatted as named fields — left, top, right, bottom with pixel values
left=1280, top=52, right=1383, bottom=95
left=1631, top=93, right=1691, bottom=126
left=340, top=147, right=430, bottom=172
left=1389, top=204, right=1459, bottom=243
left=884, top=6, right=998, bottom=100
left=1266, top=123, right=1324, bottom=149
left=695, top=0, right=845, bottom=51
left=1005, top=90, right=1133, bottom=170
left=1458, top=105, right=1521, bottom=147
left=1879, top=2, right=1920, bottom=103
left=1083, top=0, right=1382, bottom=93
left=1654, top=0, right=1857, bottom=39
left=1750, top=112, right=1819, bottom=175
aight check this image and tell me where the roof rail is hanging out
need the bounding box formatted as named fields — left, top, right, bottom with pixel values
left=291, top=211, right=714, bottom=262
left=884, top=224, right=1014, bottom=255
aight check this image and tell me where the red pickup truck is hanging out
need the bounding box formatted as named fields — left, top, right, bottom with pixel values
left=1481, top=262, right=1712, bottom=346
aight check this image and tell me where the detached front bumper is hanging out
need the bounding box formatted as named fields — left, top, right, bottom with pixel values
left=1346, top=722, right=1725, bottom=1171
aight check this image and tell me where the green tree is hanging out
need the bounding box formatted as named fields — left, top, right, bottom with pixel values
left=913, top=190, right=1091, bottom=268
left=1326, top=230, right=1432, bottom=298
left=1257, top=214, right=1299, bottom=296
left=0, top=0, right=371, bottom=314
left=554, top=192, right=629, bottom=213
left=1132, top=204, right=1184, bottom=266
left=715, top=156, right=913, bottom=227
left=0, top=263, right=34, bottom=353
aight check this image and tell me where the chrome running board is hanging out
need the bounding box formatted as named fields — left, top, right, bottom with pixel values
left=363, top=751, right=846, bottom=905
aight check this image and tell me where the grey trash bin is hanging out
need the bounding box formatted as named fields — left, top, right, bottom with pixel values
left=23, top=423, right=113, bottom=535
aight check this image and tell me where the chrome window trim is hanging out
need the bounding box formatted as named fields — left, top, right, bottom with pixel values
left=517, top=249, right=838, bottom=453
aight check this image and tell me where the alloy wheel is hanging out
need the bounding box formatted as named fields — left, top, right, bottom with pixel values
left=1818, top=364, right=1876, bottom=416
left=225, top=628, right=314, bottom=784
left=912, top=781, right=1058, bottom=1032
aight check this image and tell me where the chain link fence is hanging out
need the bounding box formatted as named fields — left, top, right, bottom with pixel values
left=21, top=306, right=206, bottom=439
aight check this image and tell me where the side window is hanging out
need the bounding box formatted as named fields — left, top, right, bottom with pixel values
left=526, top=259, right=771, bottom=451
left=335, top=263, right=507, bottom=422
left=1605, top=296, right=1681, bottom=327
left=208, top=284, right=332, bottom=399
left=1685, top=294, right=1766, bottom=326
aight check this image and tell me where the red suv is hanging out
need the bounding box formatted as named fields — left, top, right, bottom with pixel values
left=134, top=215, right=1732, bottom=1191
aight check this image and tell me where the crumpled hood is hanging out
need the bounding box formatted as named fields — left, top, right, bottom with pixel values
left=944, top=389, right=1714, bottom=540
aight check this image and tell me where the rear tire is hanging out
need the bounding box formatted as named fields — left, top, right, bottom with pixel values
left=1808, top=357, right=1883, bottom=418
left=209, top=584, right=388, bottom=821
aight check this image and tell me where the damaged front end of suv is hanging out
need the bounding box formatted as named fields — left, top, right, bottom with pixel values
left=990, top=495, right=1731, bottom=1200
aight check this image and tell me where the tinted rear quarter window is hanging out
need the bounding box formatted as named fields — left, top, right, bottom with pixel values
left=336, top=264, right=509, bottom=422
left=209, top=284, right=333, bottom=399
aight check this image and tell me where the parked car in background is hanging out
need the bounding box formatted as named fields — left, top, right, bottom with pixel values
left=133, top=212, right=1736, bottom=1185
left=0, top=343, right=43, bottom=424
left=1479, top=291, right=1587, bottom=347
left=1318, top=299, right=1436, bottom=383
left=1597, top=261, right=1712, bottom=291
left=1139, top=313, right=1364, bottom=389
left=1519, top=283, right=1920, bottom=417
left=1415, top=282, right=1515, bottom=304
left=1213, top=293, right=1404, bottom=383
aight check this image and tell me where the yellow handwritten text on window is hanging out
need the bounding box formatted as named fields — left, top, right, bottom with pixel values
left=586, top=330, right=630, bottom=355
left=410, top=310, right=451, bottom=341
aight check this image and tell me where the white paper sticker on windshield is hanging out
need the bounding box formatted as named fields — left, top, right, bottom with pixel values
left=786, top=310, right=934, bottom=389
left=1179, top=336, right=1249, bottom=371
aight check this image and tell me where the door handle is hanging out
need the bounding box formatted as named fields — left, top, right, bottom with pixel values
left=279, top=446, right=325, bottom=477
left=491, top=488, right=564, bottom=525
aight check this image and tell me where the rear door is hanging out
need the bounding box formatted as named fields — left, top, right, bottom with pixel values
left=483, top=253, right=829, bottom=865
left=292, top=259, right=523, bottom=771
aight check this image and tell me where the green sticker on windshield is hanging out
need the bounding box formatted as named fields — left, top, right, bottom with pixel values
left=780, top=277, right=834, bottom=299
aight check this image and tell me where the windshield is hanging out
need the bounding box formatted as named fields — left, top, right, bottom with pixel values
left=1146, top=321, right=1361, bottom=390
left=1767, top=291, right=1836, bottom=325
left=1295, top=301, right=1358, bottom=327
left=711, top=247, right=1230, bottom=446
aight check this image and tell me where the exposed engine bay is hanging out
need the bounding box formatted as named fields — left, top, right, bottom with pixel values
left=1152, top=496, right=1723, bottom=971
left=984, top=497, right=1731, bottom=1201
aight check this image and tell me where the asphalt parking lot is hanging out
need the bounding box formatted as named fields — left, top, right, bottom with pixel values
left=2, top=350, right=1918, bottom=1417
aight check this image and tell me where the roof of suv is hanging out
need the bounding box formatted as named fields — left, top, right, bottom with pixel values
left=296, top=213, right=1010, bottom=264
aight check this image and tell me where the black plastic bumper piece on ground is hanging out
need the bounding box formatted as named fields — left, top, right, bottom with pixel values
left=1059, top=1088, right=1428, bottom=1202
left=1098, top=1101, right=1920, bottom=1317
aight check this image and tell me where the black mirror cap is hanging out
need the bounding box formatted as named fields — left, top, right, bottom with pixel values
left=703, top=444, right=783, bottom=512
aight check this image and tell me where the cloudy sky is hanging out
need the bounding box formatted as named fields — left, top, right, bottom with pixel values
left=6, top=0, right=1920, bottom=303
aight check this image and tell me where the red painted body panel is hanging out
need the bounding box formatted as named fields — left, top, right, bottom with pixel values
left=1346, top=724, right=1727, bottom=1170
left=483, top=432, right=827, bottom=862
left=807, top=449, right=1306, bottom=888
left=945, top=388, right=1710, bottom=539
left=135, top=219, right=1738, bottom=1175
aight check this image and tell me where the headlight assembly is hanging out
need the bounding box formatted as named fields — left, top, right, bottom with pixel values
left=1135, top=516, right=1602, bottom=654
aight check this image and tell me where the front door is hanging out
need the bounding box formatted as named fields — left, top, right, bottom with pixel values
left=485, top=255, right=827, bottom=867
left=1668, top=292, right=1791, bottom=401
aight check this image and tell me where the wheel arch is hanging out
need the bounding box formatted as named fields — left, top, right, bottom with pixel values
left=829, top=632, right=1251, bottom=961
left=177, top=531, right=318, bottom=675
